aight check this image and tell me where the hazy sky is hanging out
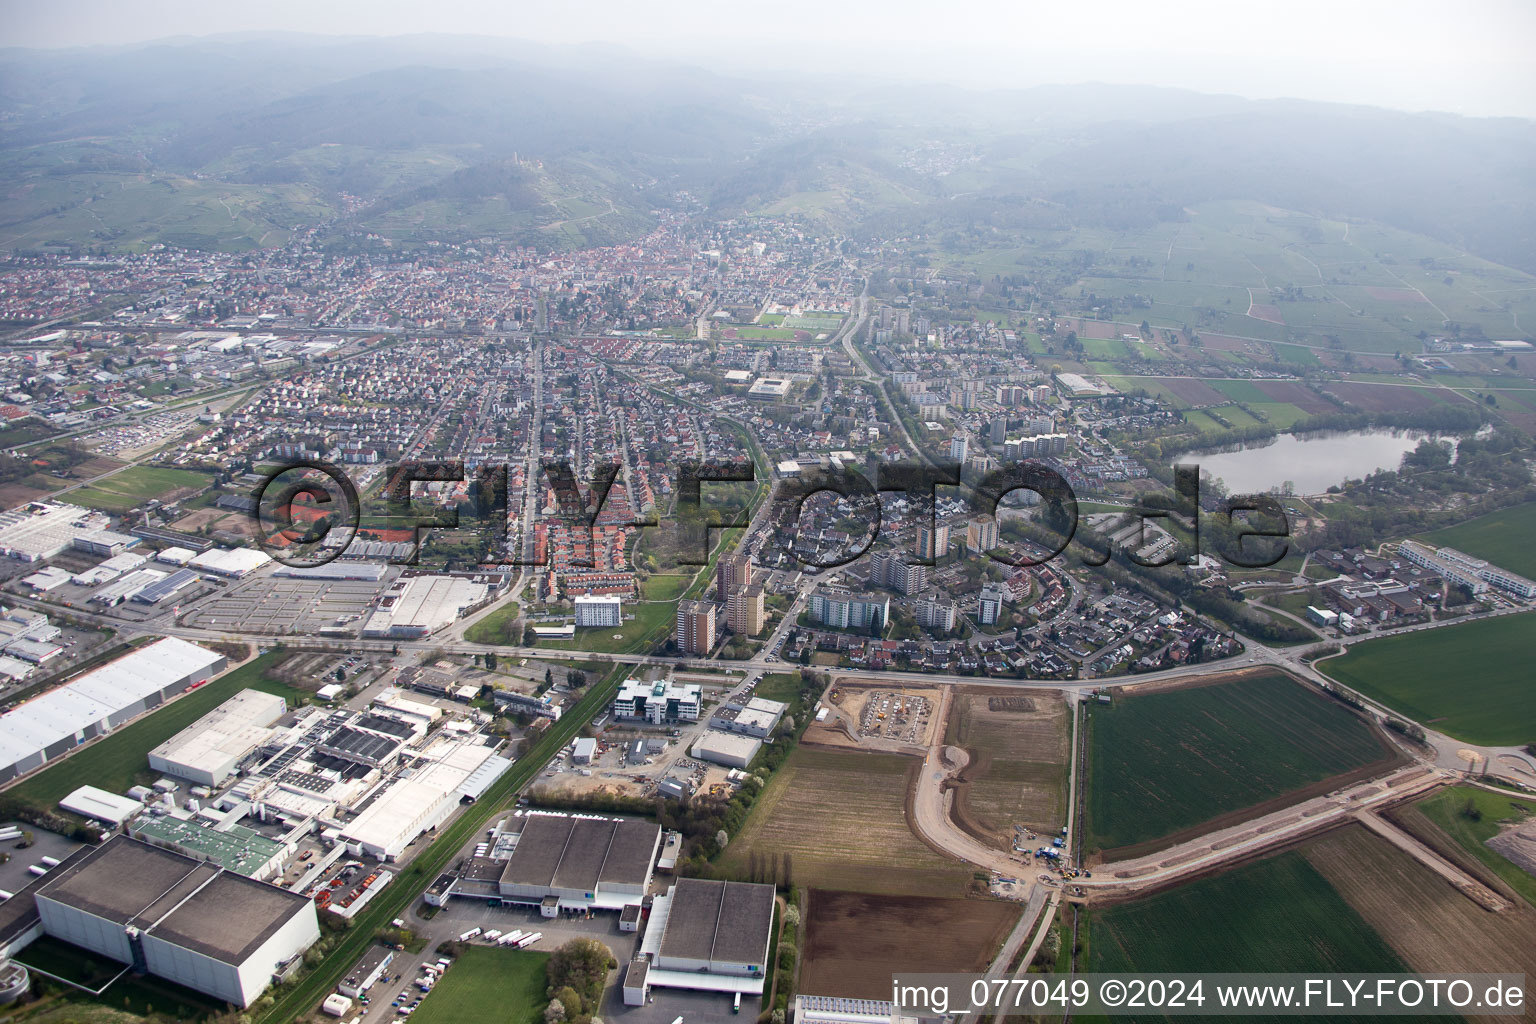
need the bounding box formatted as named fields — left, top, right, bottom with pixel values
left=5, top=0, right=1535, bottom=118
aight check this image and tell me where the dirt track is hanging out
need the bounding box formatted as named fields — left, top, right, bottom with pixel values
left=1073, top=765, right=1450, bottom=900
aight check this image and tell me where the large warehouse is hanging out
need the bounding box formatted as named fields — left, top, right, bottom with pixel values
left=338, top=738, right=510, bottom=860
left=361, top=575, right=491, bottom=638
left=690, top=730, right=762, bottom=769
left=33, top=835, right=319, bottom=1008
left=0, top=502, right=108, bottom=562
left=0, top=638, right=226, bottom=782
left=147, top=688, right=288, bottom=786
left=628, top=878, right=776, bottom=1001
left=498, top=813, right=661, bottom=911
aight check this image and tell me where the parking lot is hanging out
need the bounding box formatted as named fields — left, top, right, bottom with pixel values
left=180, top=575, right=389, bottom=634
left=381, top=897, right=744, bottom=1024
left=0, top=822, right=84, bottom=896
left=80, top=409, right=200, bottom=456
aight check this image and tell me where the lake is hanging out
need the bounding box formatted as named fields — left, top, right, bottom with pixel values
left=1177, top=430, right=1441, bottom=496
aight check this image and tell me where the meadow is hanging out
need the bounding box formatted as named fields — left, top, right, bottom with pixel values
left=1317, top=612, right=1536, bottom=745
left=1415, top=502, right=1536, bottom=580
left=68, top=465, right=212, bottom=512
left=1408, top=785, right=1536, bottom=909
left=409, top=947, right=549, bottom=1024
left=1085, top=671, right=1390, bottom=854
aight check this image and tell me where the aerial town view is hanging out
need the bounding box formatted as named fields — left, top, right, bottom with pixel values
left=0, top=2, right=1532, bottom=1022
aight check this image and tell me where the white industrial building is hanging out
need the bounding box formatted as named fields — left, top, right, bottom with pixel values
left=794, top=995, right=929, bottom=1024
left=362, top=575, right=491, bottom=638
left=33, top=835, right=319, bottom=1008
left=0, top=503, right=108, bottom=562
left=59, top=785, right=143, bottom=825
left=627, top=878, right=775, bottom=1002
left=0, top=638, right=226, bottom=782
left=612, top=678, right=701, bottom=724
left=189, top=547, right=272, bottom=578
left=708, top=697, right=786, bottom=739
left=338, top=739, right=508, bottom=860
left=20, top=566, right=71, bottom=592
left=574, top=594, right=623, bottom=627
left=72, top=528, right=138, bottom=557
left=497, top=813, right=661, bottom=911
left=156, top=546, right=199, bottom=566
left=147, top=688, right=288, bottom=786
left=690, top=730, right=762, bottom=769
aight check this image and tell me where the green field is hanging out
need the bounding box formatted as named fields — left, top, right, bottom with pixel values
left=1086, top=671, right=1389, bottom=853
left=639, top=573, right=691, bottom=601
left=463, top=601, right=521, bottom=645
left=1317, top=612, right=1536, bottom=745
left=410, top=947, right=549, bottom=1024
left=1415, top=502, right=1536, bottom=580
left=754, top=672, right=809, bottom=703
left=1411, top=786, right=1536, bottom=909
left=1088, top=850, right=1407, bottom=989
left=68, top=465, right=212, bottom=512
left=6, top=653, right=309, bottom=808
left=531, top=600, right=676, bottom=654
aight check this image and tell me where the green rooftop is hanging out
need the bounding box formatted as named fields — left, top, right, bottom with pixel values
left=129, top=815, right=286, bottom=877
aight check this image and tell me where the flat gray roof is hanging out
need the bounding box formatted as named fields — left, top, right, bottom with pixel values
left=500, top=815, right=658, bottom=893
left=659, top=878, right=774, bottom=968
left=147, top=870, right=312, bottom=963
left=36, top=835, right=311, bottom=965
left=38, top=836, right=204, bottom=926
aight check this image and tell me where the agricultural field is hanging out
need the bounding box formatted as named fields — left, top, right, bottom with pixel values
left=1317, top=612, right=1536, bottom=745
left=1415, top=502, right=1536, bottom=580
left=1087, top=848, right=1406, bottom=981
left=410, top=947, right=549, bottom=1024
left=1303, top=824, right=1536, bottom=983
left=801, top=889, right=1019, bottom=999
left=718, top=747, right=975, bottom=897
left=6, top=652, right=309, bottom=808
left=1085, top=671, right=1394, bottom=856
left=943, top=688, right=1071, bottom=846
left=1395, top=786, right=1536, bottom=909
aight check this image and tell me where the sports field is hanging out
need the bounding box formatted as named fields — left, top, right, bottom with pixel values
left=1088, top=850, right=1406, bottom=978
left=1085, top=671, right=1391, bottom=854
left=6, top=652, right=307, bottom=807
left=1316, top=612, right=1536, bottom=745
left=1415, top=502, right=1536, bottom=580
left=719, top=747, right=974, bottom=897
left=410, top=947, right=549, bottom=1024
